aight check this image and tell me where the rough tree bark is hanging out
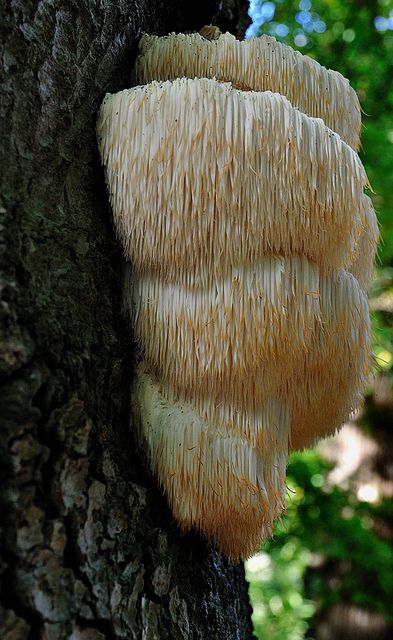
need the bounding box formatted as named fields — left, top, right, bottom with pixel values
left=0, top=1, right=253, bottom=639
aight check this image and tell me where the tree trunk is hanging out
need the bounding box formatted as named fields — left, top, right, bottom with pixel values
left=0, top=1, right=253, bottom=638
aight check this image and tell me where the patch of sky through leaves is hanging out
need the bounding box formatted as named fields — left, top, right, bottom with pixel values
left=246, top=0, right=393, bottom=44
left=246, top=0, right=326, bottom=43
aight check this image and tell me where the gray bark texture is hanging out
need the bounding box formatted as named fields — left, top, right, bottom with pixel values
left=0, top=1, right=253, bottom=639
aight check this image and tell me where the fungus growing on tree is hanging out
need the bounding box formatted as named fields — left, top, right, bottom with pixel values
left=133, top=30, right=361, bottom=150
left=97, top=30, right=378, bottom=561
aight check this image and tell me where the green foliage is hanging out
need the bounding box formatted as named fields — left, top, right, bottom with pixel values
left=287, top=453, right=393, bottom=619
left=372, top=268, right=393, bottom=376
left=247, top=452, right=393, bottom=639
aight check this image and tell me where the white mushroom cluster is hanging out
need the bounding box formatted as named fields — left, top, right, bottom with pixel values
left=97, top=29, right=378, bottom=560
left=133, top=30, right=361, bottom=150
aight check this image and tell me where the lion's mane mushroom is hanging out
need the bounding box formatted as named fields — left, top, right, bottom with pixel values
left=97, top=30, right=378, bottom=561
left=99, top=80, right=372, bottom=284
left=133, top=30, right=361, bottom=150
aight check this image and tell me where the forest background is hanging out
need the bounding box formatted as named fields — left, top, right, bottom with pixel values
left=245, top=2, right=393, bottom=639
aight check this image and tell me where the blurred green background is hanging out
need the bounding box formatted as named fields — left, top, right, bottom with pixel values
left=245, top=2, right=393, bottom=639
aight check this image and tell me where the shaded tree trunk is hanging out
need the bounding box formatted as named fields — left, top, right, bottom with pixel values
left=0, top=1, right=253, bottom=638
left=212, top=0, right=251, bottom=36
